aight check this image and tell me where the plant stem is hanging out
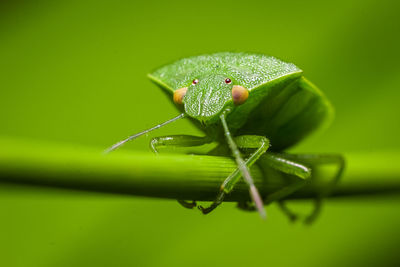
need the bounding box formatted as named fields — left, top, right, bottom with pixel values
left=0, top=138, right=399, bottom=201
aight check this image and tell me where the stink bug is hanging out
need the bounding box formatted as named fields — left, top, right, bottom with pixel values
left=106, top=52, right=344, bottom=222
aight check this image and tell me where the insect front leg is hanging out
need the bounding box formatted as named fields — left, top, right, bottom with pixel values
left=276, top=153, right=345, bottom=224
left=150, top=135, right=212, bottom=154
left=150, top=135, right=213, bottom=209
left=198, top=135, right=270, bottom=214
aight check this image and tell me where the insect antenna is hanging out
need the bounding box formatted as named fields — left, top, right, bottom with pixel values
left=104, top=113, right=185, bottom=153
left=220, top=111, right=266, bottom=219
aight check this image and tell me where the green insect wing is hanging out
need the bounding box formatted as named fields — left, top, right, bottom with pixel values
left=148, top=52, right=333, bottom=151
left=148, top=52, right=301, bottom=93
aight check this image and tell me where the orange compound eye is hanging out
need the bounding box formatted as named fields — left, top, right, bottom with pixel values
left=231, top=85, right=249, bottom=105
left=173, top=87, right=188, bottom=105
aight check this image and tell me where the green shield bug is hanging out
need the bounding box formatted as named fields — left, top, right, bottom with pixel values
left=106, top=52, right=344, bottom=222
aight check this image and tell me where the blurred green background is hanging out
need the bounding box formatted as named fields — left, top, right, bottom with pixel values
left=1, top=0, right=400, bottom=266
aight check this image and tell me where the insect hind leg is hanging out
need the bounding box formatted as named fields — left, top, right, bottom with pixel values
left=278, top=201, right=299, bottom=222
left=272, top=153, right=345, bottom=224
left=257, top=153, right=311, bottom=222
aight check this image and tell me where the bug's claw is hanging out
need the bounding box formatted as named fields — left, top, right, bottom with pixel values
left=303, top=198, right=322, bottom=225
left=197, top=189, right=226, bottom=214
left=198, top=205, right=213, bottom=214
left=198, top=202, right=221, bottom=214
left=177, top=200, right=197, bottom=209
left=304, top=213, right=319, bottom=225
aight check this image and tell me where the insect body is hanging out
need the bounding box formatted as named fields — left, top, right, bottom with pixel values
left=106, top=52, right=344, bottom=222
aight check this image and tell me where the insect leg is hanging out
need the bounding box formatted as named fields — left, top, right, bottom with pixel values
left=217, top=114, right=267, bottom=219
left=211, top=151, right=311, bottom=221
left=277, top=153, right=345, bottom=224
left=280, top=153, right=345, bottom=192
left=150, top=135, right=212, bottom=154
left=237, top=198, right=301, bottom=222
left=177, top=200, right=197, bottom=209
left=256, top=153, right=312, bottom=222
left=277, top=201, right=299, bottom=222
left=149, top=135, right=212, bottom=209
left=258, top=154, right=311, bottom=202
left=220, top=135, right=270, bottom=192
left=199, top=135, right=270, bottom=216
